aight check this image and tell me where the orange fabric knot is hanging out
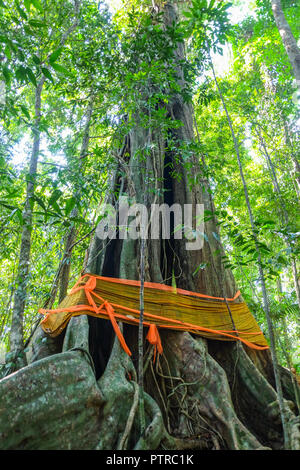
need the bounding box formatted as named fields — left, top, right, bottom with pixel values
left=146, top=324, right=163, bottom=360
left=69, top=275, right=132, bottom=357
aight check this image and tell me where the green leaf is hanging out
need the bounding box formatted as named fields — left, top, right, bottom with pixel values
left=26, top=67, right=37, bottom=86
left=51, top=63, right=70, bottom=75
left=16, top=208, right=23, bottom=224
left=49, top=47, right=63, bottom=64
left=0, top=200, right=17, bottom=210
left=65, top=196, right=76, bottom=216
left=261, top=220, right=276, bottom=227
left=49, top=201, right=62, bottom=215
left=20, top=105, right=30, bottom=119
left=24, top=0, right=31, bottom=12
left=31, top=0, right=43, bottom=12
left=24, top=25, right=33, bottom=35
left=48, top=189, right=62, bottom=207
left=16, top=2, right=28, bottom=20
left=28, top=19, right=46, bottom=28
left=4, top=44, right=11, bottom=60
left=18, top=49, right=25, bottom=61
left=34, top=195, right=47, bottom=211
left=2, top=65, right=11, bottom=84
left=257, top=242, right=271, bottom=253
left=41, top=67, right=54, bottom=83
left=183, top=10, right=193, bottom=19
left=16, top=65, right=27, bottom=82
left=32, top=54, right=41, bottom=65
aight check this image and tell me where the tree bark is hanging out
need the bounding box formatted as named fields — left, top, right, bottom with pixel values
left=9, top=2, right=81, bottom=367
left=58, top=94, right=95, bottom=303
left=256, top=128, right=300, bottom=310
left=271, top=0, right=300, bottom=88
left=10, top=77, right=45, bottom=368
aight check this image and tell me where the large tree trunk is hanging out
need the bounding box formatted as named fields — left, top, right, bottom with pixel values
left=1, top=1, right=300, bottom=451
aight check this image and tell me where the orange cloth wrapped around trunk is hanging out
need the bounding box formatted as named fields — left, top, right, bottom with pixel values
left=39, top=273, right=269, bottom=356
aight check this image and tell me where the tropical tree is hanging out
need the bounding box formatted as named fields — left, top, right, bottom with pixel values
left=0, top=0, right=299, bottom=451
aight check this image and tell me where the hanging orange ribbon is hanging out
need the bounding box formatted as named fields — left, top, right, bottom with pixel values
left=68, top=274, right=133, bottom=356
left=146, top=324, right=163, bottom=361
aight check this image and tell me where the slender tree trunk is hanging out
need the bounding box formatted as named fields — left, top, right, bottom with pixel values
left=211, top=62, right=290, bottom=448
left=260, top=67, right=300, bottom=198
left=281, top=119, right=300, bottom=198
left=9, top=1, right=81, bottom=367
left=10, top=77, right=45, bottom=368
left=58, top=94, right=95, bottom=303
left=256, top=128, right=300, bottom=309
left=277, top=279, right=300, bottom=413
left=271, top=0, right=300, bottom=88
